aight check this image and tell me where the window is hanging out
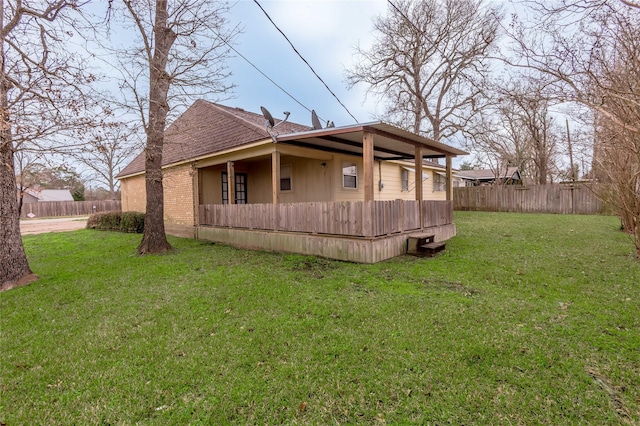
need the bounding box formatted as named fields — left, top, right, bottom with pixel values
left=222, top=172, right=248, bottom=204
left=342, top=162, right=357, bottom=189
left=434, top=173, right=446, bottom=192
left=280, top=164, right=292, bottom=191
left=401, top=169, right=409, bottom=191
left=235, top=173, right=247, bottom=204
left=221, top=172, right=229, bottom=204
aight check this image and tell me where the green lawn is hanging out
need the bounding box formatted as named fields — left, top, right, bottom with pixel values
left=1, top=212, right=639, bottom=425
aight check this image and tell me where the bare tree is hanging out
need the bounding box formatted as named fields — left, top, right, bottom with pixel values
left=504, top=83, right=560, bottom=185
left=468, top=75, right=563, bottom=185
left=73, top=119, right=141, bottom=200
left=17, top=161, right=85, bottom=198
left=346, top=0, right=501, bottom=141
left=508, top=1, right=640, bottom=257
left=96, top=0, right=235, bottom=254
left=1, top=0, right=89, bottom=290
left=14, top=150, right=45, bottom=215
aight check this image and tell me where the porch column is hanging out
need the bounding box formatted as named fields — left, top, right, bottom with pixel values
left=271, top=151, right=280, bottom=204
left=446, top=155, right=453, bottom=201
left=192, top=165, right=199, bottom=226
left=363, top=131, right=374, bottom=202
left=227, top=161, right=235, bottom=204
left=415, top=146, right=424, bottom=228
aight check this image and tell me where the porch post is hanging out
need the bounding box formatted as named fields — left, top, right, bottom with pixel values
left=363, top=131, right=374, bottom=202
left=271, top=151, right=280, bottom=204
left=192, top=165, right=199, bottom=227
left=415, top=146, right=424, bottom=228
left=227, top=161, right=235, bottom=204
left=446, top=155, right=453, bottom=201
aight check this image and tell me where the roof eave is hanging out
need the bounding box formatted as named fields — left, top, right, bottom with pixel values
left=276, top=121, right=468, bottom=157
left=116, top=138, right=274, bottom=180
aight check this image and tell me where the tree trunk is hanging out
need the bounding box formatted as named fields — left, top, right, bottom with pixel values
left=137, top=133, right=171, bottom=254
left=1, top=12, right=33, bottom=289
left=136, top=0, right=174, bottom=255
left=109, top=168, right=116, bottom=201
left=0, top=82, right=33, bottom=289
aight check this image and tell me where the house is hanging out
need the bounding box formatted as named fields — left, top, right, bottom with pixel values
left=117, top=100, right=467, bottom=263
left=457, top=167, right=522, bottom=186
left=19, top=188, right=75, bottom=203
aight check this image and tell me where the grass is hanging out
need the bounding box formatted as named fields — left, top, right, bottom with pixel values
left=1, top=212, right=639, bottom=425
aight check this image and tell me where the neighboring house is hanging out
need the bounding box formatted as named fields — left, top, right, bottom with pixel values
left=19, top=188, right=75, bottom=203
left=117, top=100, right=467, bottom=262
left=457, top=167, right=522, bottom=186
left=20, top=191, right=40, bottom=203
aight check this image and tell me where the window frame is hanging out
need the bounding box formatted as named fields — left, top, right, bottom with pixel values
left=221, top=171, right=248, bottom=204
left=342, top=161, right=358, bottom=189
left=280, top=164, right=292, bottom=192
left=401, top=169, right=409, bottom=191
left=434, top=173, right=446, bottom=192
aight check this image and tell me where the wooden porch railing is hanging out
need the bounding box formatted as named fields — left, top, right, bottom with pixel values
left=198, top=200, right=453, bottom=238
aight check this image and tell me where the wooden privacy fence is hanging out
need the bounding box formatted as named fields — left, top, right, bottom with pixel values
left=453, top=184, right=607, bottom=214
left=199, top=200, right=453, bottom=238
left=20, top=200, right=122, bottom=219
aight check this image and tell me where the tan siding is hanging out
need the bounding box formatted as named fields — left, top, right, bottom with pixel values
left=428, top=170, right=447, bottom=200
left=378, top=161, right=411, bottom=200
left=199, top=167, right=223, bottom=204
left=376, top=163, right=447, bottom=201
left=242, top=159, right=272, bottom=204
left=279, top=156, right=332, bottom=203
left=332, top=154, right=364, bottom=202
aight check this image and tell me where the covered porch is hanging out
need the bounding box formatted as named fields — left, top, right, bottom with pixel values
left=193, top=122, right=466, bottom=262
left=196, top=200, right=455, bottom=263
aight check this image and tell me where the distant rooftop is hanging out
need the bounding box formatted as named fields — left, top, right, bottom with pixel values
left=457, top=167, right=520, bottom=180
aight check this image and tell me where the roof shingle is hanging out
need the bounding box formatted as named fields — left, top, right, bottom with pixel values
left=117, top=100, right=309, bottom=178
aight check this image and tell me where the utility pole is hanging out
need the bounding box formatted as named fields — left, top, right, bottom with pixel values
left=566, top=118, right=576, bottom=183
left=566, top=117, right=576, bottom=214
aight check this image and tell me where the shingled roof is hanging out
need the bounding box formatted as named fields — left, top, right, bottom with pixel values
left=117, top=100, right=310, bottom=178
left=457, top=167, right=520, bottom=180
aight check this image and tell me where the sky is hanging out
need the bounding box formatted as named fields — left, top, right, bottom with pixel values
left=221, top=0, right=388, bottom=129
left=75, top=0, right=531, bottom=179
left=81, top=0, right=528, bottom=145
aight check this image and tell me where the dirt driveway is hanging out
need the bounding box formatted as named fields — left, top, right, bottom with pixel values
left=20, top=216, right=89, bottom=235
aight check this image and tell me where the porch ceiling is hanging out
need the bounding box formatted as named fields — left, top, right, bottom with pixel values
left=275, top=121, right=468, bottom=160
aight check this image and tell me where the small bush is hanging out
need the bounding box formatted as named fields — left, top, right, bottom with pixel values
left=86, top=213, right=100, bottom=229
left=119, top=211, right=145, bottom=233
left=87, top=211, right=144, bottom=233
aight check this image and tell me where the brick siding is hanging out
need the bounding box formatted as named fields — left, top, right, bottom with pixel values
left=163, top=164, right=195, bottom=226
left=120, top=174, right=146, bottom=213
left=120, top=163, right=195, bottom=226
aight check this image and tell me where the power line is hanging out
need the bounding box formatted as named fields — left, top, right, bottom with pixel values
left=212, top=28, right=328, bottom=122
left=388, top=0, right=423, bottom=35
left=252, top=0, right=360, bottom=124
left=225, top=42, right=315, bottom=116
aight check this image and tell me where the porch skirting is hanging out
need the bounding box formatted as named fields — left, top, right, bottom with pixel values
left=194, top=224, right=456, bottom=263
